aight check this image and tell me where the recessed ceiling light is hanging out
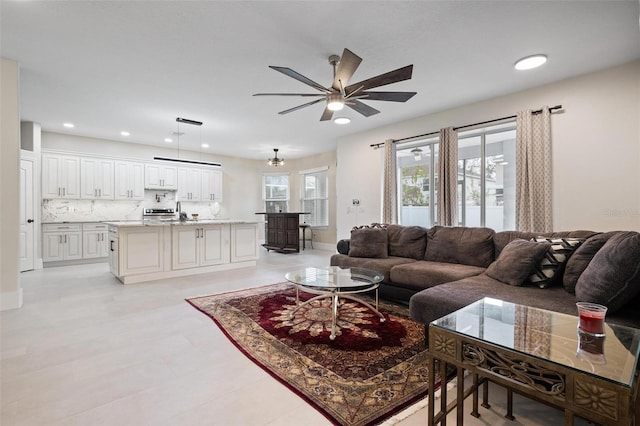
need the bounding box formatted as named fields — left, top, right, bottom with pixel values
left=514, top=54, right=547, bottom=70
left=201, top=143, right=209, bottom=148
left=63, top=122, right=75, bottom=128
left=164, top=138, right=172, bottom=143
left=333, top=117, right=351, bottom=125
left=120, top=131, right=130, bottom=136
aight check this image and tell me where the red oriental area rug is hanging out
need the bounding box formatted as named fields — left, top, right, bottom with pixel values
left=187, top=283, right=444, bottom=426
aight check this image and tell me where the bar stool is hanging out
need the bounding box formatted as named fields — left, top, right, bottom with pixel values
left=299, top=223, right=313, bottom=250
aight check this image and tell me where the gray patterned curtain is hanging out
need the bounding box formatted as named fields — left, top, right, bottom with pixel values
left=437, top=127, right=458, bottom=226
left=516, top=107, right=552, bottom=232
left=382, top=139, right=397, bottom=224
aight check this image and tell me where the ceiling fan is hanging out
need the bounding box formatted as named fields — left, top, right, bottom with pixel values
left=254, top=48, right=417, bottom=121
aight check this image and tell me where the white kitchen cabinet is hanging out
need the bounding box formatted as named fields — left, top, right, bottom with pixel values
left=81, top=158, right=114, bottom=200
left=172, top=224, right=229, bottom=270
left=145, top=164, right=178, bottom=190
left=118, top=226, right=164, bottom=275
left=82, top=223, right=109, bottom=258
left=42, top=153, right=81, bottom=199
left=230, top=223, right=258, bottom=262
left=201, top=169, right=222, bottom=202
left=177, top=167, right=202, bottom=201
left=114, top=160, right=145, bottom=200
left=42, top=224, right=83, bottom=262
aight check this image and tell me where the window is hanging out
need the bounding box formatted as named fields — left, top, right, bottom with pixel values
left=396, top=137, right=439, bottom=227
left=300, top=167, right=329, bottom=227
left=457, top=123, right=516, bottom=231
left=262, top=173, right=289, bottom=213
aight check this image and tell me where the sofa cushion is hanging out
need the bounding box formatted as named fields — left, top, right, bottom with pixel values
left=575, top=231, right=640, bottom=313
left=386, top=224, right=428, bottom=260
left=563, top=232, right=621, bottom=293
left=424, top=226, right=495, bottom=267
left=330, top=253, right=416, bottom=282
left=389, top=261, right=486, bottom=291
left=494, top=230, right=599, bottom=258
left=348, top=225, right=388, bottom=258
left=485, top=239, right=551, bottom=286
left=527, top=237, right=584, bottom=289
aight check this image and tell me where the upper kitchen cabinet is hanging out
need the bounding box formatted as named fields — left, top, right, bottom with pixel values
left=201, top=169, right=223, bottom=202
left=145, top=164, right=178, bottom=190
left=42, top=153, right=81, bottom=199
left=177, top=167, right=202, bottom=201
left=114, top=160, right=145, bottom=200
left=80, top=158, right=114, bottom=200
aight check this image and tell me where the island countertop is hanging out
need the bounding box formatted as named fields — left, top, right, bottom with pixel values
left=104, top=219, right=260, bottom=227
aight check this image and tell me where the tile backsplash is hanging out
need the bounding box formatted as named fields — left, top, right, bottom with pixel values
left=42, top=191, right=224, bottom=222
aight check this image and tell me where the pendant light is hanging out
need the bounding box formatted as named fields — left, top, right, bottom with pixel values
left=267, top=148, right=285, bottom=167
left=411, top=147, right=423, bottom=161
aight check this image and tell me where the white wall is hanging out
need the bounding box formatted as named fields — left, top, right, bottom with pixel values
left=1, top=58, right=22, bottom=310
left=336, top=60, right=640, bottom=239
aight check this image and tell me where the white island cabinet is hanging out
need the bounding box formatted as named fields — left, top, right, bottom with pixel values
left=106, top=220, right=258, bottom=284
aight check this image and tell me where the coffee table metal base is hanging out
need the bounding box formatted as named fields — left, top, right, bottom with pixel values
left=291, top=285, right=385, bottom=340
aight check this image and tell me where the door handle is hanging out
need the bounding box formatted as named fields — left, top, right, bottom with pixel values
left=27, top=219, right=34, bottom=223
left=64, top=234, right=67, bottom=243
left=58, top=187, right=61, bottom=196
left=110, top=240, right=114, bottom=251
left=99, top=189, right=102, bottom=197
left=63, top=187, right=66, bottom=196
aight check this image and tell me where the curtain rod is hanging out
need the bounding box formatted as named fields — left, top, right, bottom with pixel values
left=370, top=104, right=562, bottom=148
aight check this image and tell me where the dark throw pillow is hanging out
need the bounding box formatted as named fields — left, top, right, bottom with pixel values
left=575, top=231, right=640, bottom=313
left=527, top=237, right=584, bottom=289
left=563, top=232, right=621, bottom=293
left=348, top=225, right=388, bottom=258
left=485, top=239, right=551, bottom=286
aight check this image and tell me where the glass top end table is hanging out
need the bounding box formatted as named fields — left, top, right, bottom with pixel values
left=285, top=266, right=384, bottom=340
left=427, top=297, right=640, bottom=425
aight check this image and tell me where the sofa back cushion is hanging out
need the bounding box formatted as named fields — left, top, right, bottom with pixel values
left=486, top=239, right=551, bottom=286
left=575, top=231, right=640, bottom=313
left=563, top=232, right=621, bottom=293
left=386, top=224, right=428, bottom=260
left=494, top=230, right=598, bottom=257
left=348, top=225, right=388, bottom=258
left=424, top=226, right=495, bottom=267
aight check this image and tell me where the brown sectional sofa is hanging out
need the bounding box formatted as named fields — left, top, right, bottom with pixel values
left=330, top=224, right=640, bottom=329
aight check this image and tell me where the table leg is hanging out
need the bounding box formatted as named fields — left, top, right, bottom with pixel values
left=440, top=360, right=448, bottom=426
left=330, top=293, right=338, bottom=340
left=505, top=388, right=515, bottom=420
left=457, top=367, right=465, bottom=425
left=482, top=380, right=490, bottom=408
left=428, top=355, right=436, bottom=426
left=471, top=374, right=480, bottom=418
left=564, top=409, right=574, bottom=426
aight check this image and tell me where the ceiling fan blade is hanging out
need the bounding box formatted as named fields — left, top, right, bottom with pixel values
left=347, top=100, right=380, bottom=117
left=277, top=98, right=324, bottom=115
left=332, top=48, right=362, bottom=91
left=254, top=93, right=326, bottom=97
left=345, top=64, right=413, bottom=93
left=320, top=107, right=334, bottom=121
left=269, top=66, right=330, bottom=93
left=361, top=91, right=417, bottom=102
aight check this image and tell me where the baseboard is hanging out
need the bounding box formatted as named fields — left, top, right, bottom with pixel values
left=301, top=241, right=334, bottom=252
left=1, top=288, right=24, bottom=311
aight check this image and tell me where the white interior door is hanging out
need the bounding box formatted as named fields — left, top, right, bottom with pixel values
left=19, top=158, right=35, bottom=271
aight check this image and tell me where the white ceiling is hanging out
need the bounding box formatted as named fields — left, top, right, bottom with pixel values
left=2, top=1, right=639, bottom=160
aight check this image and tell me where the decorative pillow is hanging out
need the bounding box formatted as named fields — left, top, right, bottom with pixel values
left=528, top=237, right=585, bottom=289
left=563, top=232, right=621, bottom=293
left=485, top=239, right=551, bottom=286
left=575, top=231, right=640, bottom=313
left=348, top=224, right=388, bottom=258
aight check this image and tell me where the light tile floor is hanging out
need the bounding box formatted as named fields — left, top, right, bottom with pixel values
left=2, top=249, right=587, bottom=425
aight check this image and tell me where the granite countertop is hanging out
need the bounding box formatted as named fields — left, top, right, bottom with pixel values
left=103, top=219, right=259, bottom=227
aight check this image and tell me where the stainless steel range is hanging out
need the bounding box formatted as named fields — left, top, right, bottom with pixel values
left=143, top=208, right=176, bottom=220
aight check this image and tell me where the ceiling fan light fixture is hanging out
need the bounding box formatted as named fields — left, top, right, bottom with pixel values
left=327, top=93, right=344, bottom=111
left=410, top=147, right=423, bottom=161
left=267, top=148, right=285, bottom=167
left=333, top=117, right=350, bottom=125
left=514, top=54, right=547, bottom=70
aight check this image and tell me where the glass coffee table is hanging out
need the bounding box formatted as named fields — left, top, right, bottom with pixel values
left=285, top=266, right=385, bottom=340
left=427, top=298, right=640, bottom=425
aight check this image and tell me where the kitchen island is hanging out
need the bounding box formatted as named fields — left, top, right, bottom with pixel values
left=105, top=219, right=259, bottom=284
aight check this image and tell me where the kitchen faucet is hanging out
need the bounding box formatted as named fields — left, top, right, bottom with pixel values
left=176, top=201, right=181, bottom=215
